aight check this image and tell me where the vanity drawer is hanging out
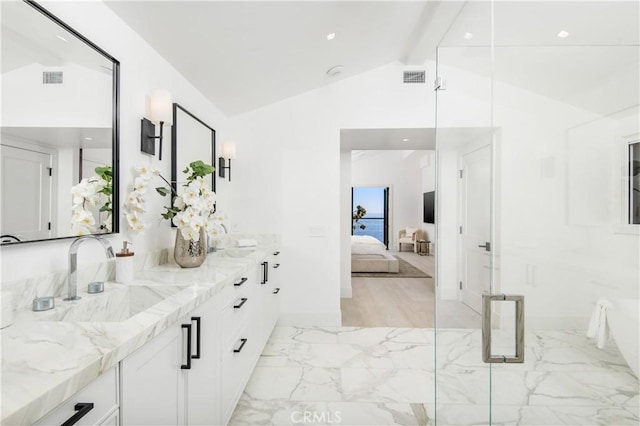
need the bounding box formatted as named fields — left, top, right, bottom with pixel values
left=221, top=295, right=252, bottom=348
left=34, top=366, right=118, bottom=426
left=220, top=275, right=251, bottom=309
left=220, top=326, right=254, bottom=423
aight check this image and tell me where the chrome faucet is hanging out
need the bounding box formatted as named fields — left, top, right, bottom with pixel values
left=65, top=235, right=115, bottom=301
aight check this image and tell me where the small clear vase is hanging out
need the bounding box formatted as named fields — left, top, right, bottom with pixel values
left=174, top=228, right=207, bottom=268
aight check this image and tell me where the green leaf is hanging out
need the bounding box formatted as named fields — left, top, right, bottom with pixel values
left=156, top=187, right=170, bottom=196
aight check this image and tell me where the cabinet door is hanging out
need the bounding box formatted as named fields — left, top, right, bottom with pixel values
left=34, top=366, right=118, bottom=426
left=121, top=323, right=186, bottom=426
left=186, top=296, right=220, bottom=426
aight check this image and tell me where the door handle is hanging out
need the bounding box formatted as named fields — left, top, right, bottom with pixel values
left=482, top=294, right=525, bottom=363
left=61, top=402, right=94, bottom=426
left=191, top=317, right=201, bottom=360
left=478, top=242, right=491, bottom=251
left=181, top=324, right=192, bottom=369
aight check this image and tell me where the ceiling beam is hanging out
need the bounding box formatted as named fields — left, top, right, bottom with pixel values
left=401, top=1, right=466, bottom=66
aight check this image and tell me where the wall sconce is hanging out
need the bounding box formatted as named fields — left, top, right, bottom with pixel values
left=218, top=140, right=236, bottom=181
left=141, top=90, right=173, bottom=160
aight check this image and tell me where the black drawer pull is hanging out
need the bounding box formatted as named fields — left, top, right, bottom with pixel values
left=181, top=324, right=192, bottom=369
left=273, top=288, right=280, bottom=294
left=191, top=317, right=201, bottom=359
left=61, top=402, right=94, bottom=426
left=234, top=298, right=248, bottom=309
left=273, top=263, right=281, bottom=269
left=261, top=262, right=268, bottom=284
left=273, top=251, right=280, bottom=256
left=233, top=338, right=248, bottom=353
left=234, top=277, right=248, bottom=287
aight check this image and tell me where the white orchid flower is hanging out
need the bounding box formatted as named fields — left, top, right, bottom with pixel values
left=180, top=227, right=199, bottom=241
left=133, top=177, right=149, bottom=193
left=174, top=196, right=186, bottom=210
left=135, top=164, right=159, bottom=181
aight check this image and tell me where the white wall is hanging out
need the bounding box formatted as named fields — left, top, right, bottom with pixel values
left=1, top=0, right=233, bottom=283
left=351, top=150, right=426, bottom=250
left=229, top=62, right=435, bottom=326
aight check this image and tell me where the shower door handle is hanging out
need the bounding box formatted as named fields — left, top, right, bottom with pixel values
left=482, top=294, right=525, bottom=363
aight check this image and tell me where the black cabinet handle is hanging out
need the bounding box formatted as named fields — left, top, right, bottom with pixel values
left=234, top=298, right=248, bottom=309
left=273, top=263, right=280, bottom=269
left=273, top=288, right=280, bottom=295
left=273, top=251, right=280, bottom=256
left=261, top=262, right=268, bottom=284
left=181, top=324, right=192, bottom=370
left=478, top=242, right=491, bottom=252
left=233, top=338, right=248, bottom=353
left=234, top=277, right=248, bottom=287
left=61, top=402, right=94, bottom=426
left=191, top=317, right=201, bottom=359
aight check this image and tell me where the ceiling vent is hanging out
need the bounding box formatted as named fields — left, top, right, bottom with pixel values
left=42, top=71, right=63, bottom=84
left=403, top=70, right=425, bottom=84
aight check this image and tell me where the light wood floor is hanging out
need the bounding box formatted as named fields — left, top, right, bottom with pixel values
left=341, top=251, right=481, bottom=328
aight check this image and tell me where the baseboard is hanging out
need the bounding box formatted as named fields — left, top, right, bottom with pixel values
left=341, top=286, right=352, bottom=298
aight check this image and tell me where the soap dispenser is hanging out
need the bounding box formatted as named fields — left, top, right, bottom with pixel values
left=115, top=241, right=134, bottom=284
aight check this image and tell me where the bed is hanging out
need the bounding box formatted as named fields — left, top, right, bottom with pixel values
left=351, top=235, right=399, bottom=273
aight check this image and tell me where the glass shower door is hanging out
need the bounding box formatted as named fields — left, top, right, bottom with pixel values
left=434, top=1, right=640, bottom=425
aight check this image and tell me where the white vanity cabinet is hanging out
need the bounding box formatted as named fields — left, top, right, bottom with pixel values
left=34, top=365, right=119, bottom=426
left=120, top=318, right=187, bottom=425
left=219, top=269, right=259, bottom=424
left=120, top=295, right=221, bottom=426
left=185, top=295, right=221, bottom=425
left=256, top=251, right=283, bottom=345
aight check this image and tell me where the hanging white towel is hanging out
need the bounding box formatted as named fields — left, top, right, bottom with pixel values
left=586, top=298, right=612, bottom=349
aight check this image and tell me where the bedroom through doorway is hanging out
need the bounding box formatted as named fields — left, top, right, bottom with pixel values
left=352, top=186, right=389, bottom=248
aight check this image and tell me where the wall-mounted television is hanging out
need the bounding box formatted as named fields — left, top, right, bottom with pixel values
left=423, top=191, right=435, bottom=224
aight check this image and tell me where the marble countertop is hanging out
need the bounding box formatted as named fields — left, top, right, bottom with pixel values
left=1, top=243, right=276, bottom=425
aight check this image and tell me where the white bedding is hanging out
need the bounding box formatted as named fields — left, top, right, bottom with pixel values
left=351, top=235, right=386, bottom=255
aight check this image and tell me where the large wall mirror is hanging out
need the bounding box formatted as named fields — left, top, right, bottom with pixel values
left=171, top=103, right=216, bottom=214
left=0, top=0, right=119, bottom=245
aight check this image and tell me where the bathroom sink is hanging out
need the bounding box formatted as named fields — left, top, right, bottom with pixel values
left=20, top=283, right=189, bottom=323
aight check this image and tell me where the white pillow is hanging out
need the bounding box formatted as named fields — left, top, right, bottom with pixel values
left=405, top=227, right=417, bottom=236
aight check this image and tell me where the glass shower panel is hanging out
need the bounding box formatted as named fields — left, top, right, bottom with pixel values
left=434, top=2, right=494, bottom=424
left=488, top=1, right=640, bottom=423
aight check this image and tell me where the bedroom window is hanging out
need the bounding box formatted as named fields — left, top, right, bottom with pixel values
left=351, top=186, right=389, bottom=248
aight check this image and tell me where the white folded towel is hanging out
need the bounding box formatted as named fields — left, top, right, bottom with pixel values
left=586, top=298, right=612, bottom=349
left=236, top=238, right=257, bottom=247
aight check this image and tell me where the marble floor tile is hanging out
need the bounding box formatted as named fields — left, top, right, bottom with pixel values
left=341, top=368, right=434, bottom=404
left=232, top=326, right=639, bottom=425
left=229, top=400, right=431, bottom=425
left=242, top=366, right=342, bottom=402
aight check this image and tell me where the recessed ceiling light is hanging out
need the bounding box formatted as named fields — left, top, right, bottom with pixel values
left=403, top=138, right=410, bottom=142
left=84, top=137, right=93, bottom=141
left=557, top=30, right=570, bottom=38
left=463, top=32, right=474, bottom=40
left=326, top=65, right=344, bottom=77
left=56, top=35, right=68, bottom=42
left=327, top=33, right=336, bottom=41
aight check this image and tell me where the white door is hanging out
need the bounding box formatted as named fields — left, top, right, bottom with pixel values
left=0, top=144, right=52, bottom=241
left=460, top=145, right=491, bottom=313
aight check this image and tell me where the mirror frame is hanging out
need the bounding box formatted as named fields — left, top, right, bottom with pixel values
left=170, top=103, right=216, bottom=224
left=1, top=0, right=120, bottom=245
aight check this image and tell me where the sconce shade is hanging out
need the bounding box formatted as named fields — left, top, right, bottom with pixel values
left=222, top=140, right=236, bottom=159
left=149, top=90, right=173, bottom=125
